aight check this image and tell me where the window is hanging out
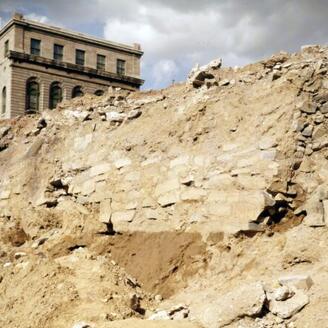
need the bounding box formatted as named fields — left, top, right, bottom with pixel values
left=49, top=82, right=62, bottom=109
left=97, top=54, right=106, bottom=70
left=117, top=59, right=125, bottom=75
left=72, top=86, right=83, bottom=98
left=1, top=87, right=6, bottom=114
left=54, top=44, right=64, bottom=61
left=4, top=40, right=9, bottom=57
left=75, top=49, right=85, bottom=66
left=95, top=90, right=104, bottom=96
left=30, top=38, right=41, bottom=56
left=26, top=78, right=39, bottom=113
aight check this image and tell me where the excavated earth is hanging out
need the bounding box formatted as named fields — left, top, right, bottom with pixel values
left=1, top=45, right=328, bottom=327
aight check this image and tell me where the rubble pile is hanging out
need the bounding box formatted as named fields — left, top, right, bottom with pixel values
left=1, top=45, right=328, bottom=327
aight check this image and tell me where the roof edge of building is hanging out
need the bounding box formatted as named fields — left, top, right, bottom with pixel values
left=0, top=15, right=143, bottom=56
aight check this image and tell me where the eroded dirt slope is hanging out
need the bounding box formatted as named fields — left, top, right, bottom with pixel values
left=1, top=45, right=328, bottom=327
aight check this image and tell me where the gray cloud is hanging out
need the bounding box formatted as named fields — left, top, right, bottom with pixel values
left=1, top=0, right=327, bottom=89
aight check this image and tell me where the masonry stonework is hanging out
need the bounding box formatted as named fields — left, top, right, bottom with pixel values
left=0, top=13, right=144, bottom=119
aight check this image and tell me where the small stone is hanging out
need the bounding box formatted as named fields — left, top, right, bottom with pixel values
left=37, top=118, right=47, bottom=129
left=106, top=111, right=126, bottom=122
left=305, top=147, right=313, bottom=156
left=0, top=126, right=10, bottom=138
left=314, top=115, right=324, bottom=124
left=71, top=322, right=92, bottom=328
left=259, top=137, right=278, bottom=150
left=99, top=199, right=112, bottom=223
left=208, top=58, right=222, bottom=69
left=154, top=294, right=163, bottom=302
left=64, top=110, right=90, bottom=121
left=301, top=125, right=313, bottom=137
left=170, top=304, right=190, bottom=320
left=296, top=99, right=317, bottom=114
left=219, top=79, right=230, bottom=86
left=144, top=208, right=160, bottom=220
left=205, top=78, right=218, bottom=88
left=148, top=310, right=171, bottom=320
left=130, top=293, right=141, bottom=312
left=14, top=252, right=27, bottom=259
left=272, top=70, right=282, bottom=80
left=128, top=109, right=142, bottom=119
left=274, top=285, right=295, bottom=301
left=180, top=188, right=206, bottom=201
left=279, top=275, right=314, bottom=291
left=319, top=103, right=328, bottom=114
left=111, top=210, right=136, bottom=224
left=114, top=158, right=131, bottom=169
left=158, top=191, right=179, bottom=207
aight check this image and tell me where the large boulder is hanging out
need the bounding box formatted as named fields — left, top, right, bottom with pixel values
left=197, top=282, right=266, bottom=328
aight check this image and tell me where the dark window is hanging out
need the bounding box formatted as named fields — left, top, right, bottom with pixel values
left=4, top=40, right=9, bottom=57
left=49, top=82, right=62, bottom=109
left=1, top=87, right=6, bottom=114
left=26, top=78, right=39, bottom=113
left=54, top=44, right=64, bottom=61
left=72, top=86, right=84, bottom=98
left=31, top=38, right=41, bottom=56
left=117, top=59, right=125, bottom=75
left=75, top=49, right=85, bottom=66
left=97, top=54, right=106, bottom=70
left=95, top=90, right=104, bottom=96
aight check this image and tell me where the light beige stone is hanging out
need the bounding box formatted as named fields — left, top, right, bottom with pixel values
left=99, top=199, right=112, bottom=223
left=111, top=210, right=136, bottom=223
left=180, top=188, right=206, bottom=201
left=198, top=283, right=266, bottom=328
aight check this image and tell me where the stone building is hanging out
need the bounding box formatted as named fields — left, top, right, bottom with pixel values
left=0, top=13, right=144, bottom=119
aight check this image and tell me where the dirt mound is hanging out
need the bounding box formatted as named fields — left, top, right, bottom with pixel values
left=94, top=232, right=207, bottom=298
left=1, top=45, right=328, bottom=327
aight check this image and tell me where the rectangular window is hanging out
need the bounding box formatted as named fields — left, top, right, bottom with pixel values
left=117, top=59, right=125, bottom=75
left=4, top=40, right=9, bottom=57
left=54, top=44, right=64, bottom=61
left=75, top=49, right=85, bottom=66
left=97, top=54, right=106, bottom=70
left=30, top=38, right=41, bottom=56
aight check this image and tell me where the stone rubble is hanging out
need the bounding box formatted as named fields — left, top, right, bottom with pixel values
left=1, top=45, right=328, bottom=328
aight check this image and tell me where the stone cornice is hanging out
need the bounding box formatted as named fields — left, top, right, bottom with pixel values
left=0, top=18, right=143, bottom=57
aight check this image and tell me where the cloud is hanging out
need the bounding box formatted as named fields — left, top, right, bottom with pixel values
left=1, top=0, right=328, bottom=89
left=25, top=13, right=50, bottom=24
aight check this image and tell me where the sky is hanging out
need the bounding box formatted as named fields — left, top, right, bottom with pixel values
left=0, top=0, right=327, bottom=89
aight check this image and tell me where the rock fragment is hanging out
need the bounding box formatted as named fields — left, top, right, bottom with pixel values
left=106, top=111, right=126, bottom=122
left=198, top=282, right=266, bottom=328
left=278, top=275, right=314, bottom=291
left=267, top=287, right=309, bottom=319
left=296, top=99, right=317, bottom=114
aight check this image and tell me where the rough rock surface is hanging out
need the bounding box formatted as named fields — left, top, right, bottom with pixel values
left=197, top=283, right=266, bottom=328
left=1, top=45, right=328, bottom=327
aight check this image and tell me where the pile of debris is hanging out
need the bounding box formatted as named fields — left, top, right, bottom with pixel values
left=1, top=45, right=328, bottom=328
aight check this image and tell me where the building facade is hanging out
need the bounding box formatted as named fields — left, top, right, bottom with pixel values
left=0, top=13, right=144, bottom=119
